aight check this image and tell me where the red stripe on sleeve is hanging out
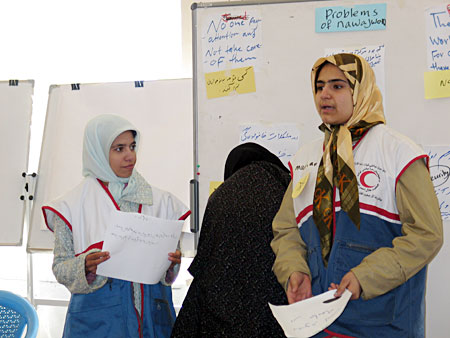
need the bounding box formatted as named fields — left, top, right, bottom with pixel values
left=74, top=241, right=104, bottom=257
left=42, top=206, right=73, bottom=232
left=395, top=155, right=429, bottom=192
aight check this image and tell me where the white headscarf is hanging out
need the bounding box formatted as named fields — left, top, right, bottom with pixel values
left=82, top=114, right=140, bottom=202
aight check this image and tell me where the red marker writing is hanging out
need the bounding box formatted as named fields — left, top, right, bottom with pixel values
left=447, top=4, right=450, bottom=15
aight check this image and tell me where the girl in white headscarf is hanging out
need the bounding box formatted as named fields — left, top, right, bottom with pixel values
left=43, top=114, right=190, bottom=338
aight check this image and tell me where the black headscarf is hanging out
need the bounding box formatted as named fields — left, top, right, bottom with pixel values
left=224, top=142, right=289, bottom=180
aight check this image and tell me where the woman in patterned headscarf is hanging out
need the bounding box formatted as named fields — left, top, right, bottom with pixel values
left=271, top=54, right=443, bottom=337
left=43, top=114, right=190, bottom=338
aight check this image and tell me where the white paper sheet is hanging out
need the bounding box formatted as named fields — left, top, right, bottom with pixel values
left=269, top=289, right=352, bottom=338
left=97, top=210, right=184, bottom=284
left=424, top=145, right=450, bottom=220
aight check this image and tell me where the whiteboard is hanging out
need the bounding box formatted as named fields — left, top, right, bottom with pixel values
left=28, top=79, right=194, bottom=252
left=192, top=1, right=450, bottom=336
left=0, top=80, right=33, bottom=245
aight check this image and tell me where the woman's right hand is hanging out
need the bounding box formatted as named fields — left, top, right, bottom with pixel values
left=85, top=251, right=110, bottom=275
left=287, top=271, right=312, bottom=304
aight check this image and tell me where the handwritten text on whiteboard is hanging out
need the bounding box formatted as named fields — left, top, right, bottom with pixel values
left=239, top=123, right=300, bottom=167
left=201, top=9, right=262, bottom=72
left=425, top=5, right=450, bottom=71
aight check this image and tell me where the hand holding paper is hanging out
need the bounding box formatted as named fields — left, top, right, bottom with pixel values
left=329, top=271, right=361, bottom=300
left=85, top=251, right=110, bottom=275
left=269, top=289, right=352, bottom=338
left=287, top=271, right=312, bottom=304
left=96, top=210, right=184, bottom=284
left=168, top=250, right=182, bottom=269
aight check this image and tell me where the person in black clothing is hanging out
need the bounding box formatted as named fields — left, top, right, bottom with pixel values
left=171, top=143, right=290, bottom=338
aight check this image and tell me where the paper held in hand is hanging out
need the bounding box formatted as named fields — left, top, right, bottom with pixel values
left=269, top=289, right=352, bottom=338
left=97, top=209, right=184, bottom=284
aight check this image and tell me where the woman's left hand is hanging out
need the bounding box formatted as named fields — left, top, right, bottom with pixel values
left=328, top=271, right=362, bottom=300
left=168, top=250, right=181, bottom=270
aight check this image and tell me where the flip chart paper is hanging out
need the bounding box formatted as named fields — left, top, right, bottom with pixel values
left=97, top=210, right=183, bottom=284
left=269, top=289, right=352, bottom=338
left=424, top=145, right=450, bottom=220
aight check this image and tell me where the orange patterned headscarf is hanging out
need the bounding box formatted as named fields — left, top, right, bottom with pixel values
left=311, top=53, right=386, bottom=264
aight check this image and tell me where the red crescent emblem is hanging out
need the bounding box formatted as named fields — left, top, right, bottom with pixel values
left=360, top=171, right=376, bottom=188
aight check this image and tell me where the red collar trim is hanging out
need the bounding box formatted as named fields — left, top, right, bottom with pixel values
left=97, top=179, right=121, bottom=211
left=96, top=179, right=143, bottom=213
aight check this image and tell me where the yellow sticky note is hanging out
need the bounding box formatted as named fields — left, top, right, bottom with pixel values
left=424, top=70, right=450, bottom=99
left=292, top=173, right=310, bottom=199
left=209, top=181, right=223, bottom=195
left=205, top=66, right=256, bottom=99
